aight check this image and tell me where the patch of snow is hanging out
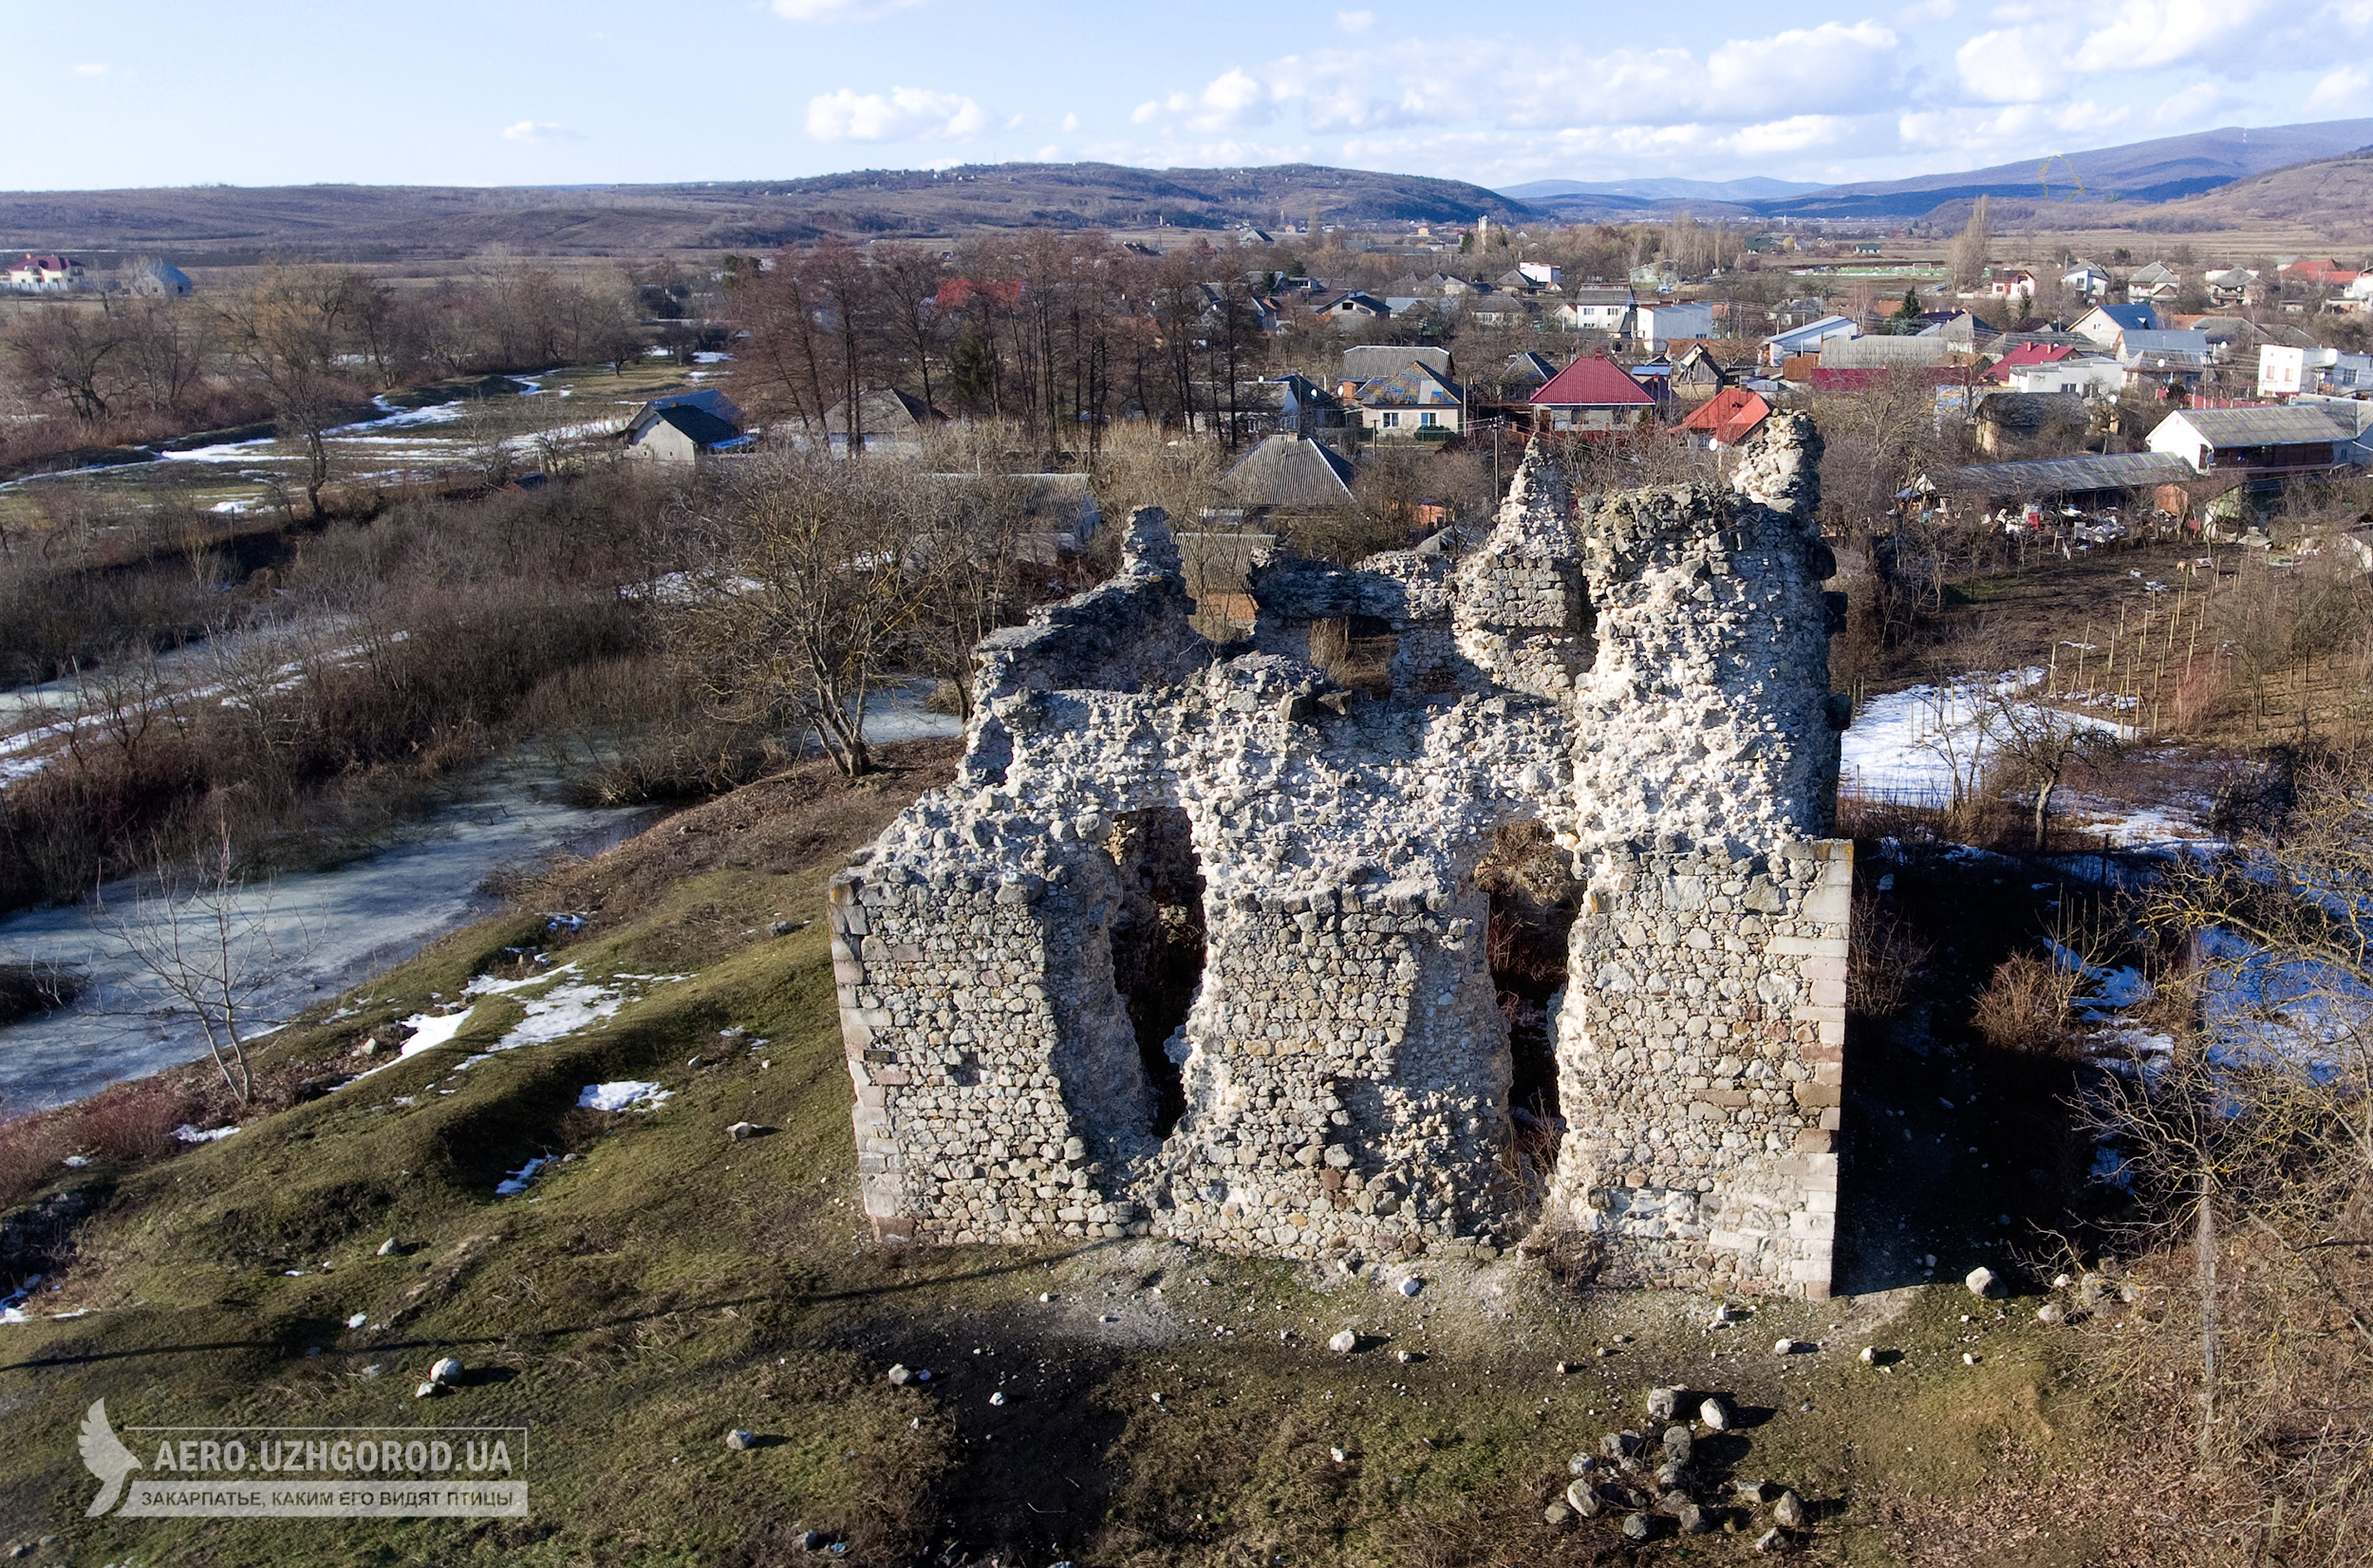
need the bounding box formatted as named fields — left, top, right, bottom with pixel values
left=495, top=1156, right=549, bottom=1196
left=172, top=1124, right=241, bottom=1144
left=579, top=1080, right=671, bottom=1112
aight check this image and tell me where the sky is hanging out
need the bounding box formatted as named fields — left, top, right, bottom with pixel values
left=10, top=0, right=2372, bottom=193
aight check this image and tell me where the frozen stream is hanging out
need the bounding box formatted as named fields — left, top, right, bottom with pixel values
left=0, top=683, right=960, bottom=1115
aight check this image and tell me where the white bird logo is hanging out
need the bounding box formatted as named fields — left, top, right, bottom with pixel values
left=79, top=1399, right=141, bottom=1516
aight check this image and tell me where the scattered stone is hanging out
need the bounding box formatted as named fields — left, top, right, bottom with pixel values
left=1595, top=1345, right=1612, bottom=1357
left=988, top=1391, right=1007, bottom=1407
left=1654, top=1460, right=1689, bottom=1489
left=1733, top=1479, right=1774, bottom=1504
left=1621, top=1513, right=1654, bottom=1543
left=1565, top=1479, right=1601, bottom=1517
left=772, top=921, right=796, bottom=936
left=360, top=1364, right=384, bottom=1379
left=1774, top=1337, right=1805, bottom=1355
left=1396, top=1349, right=1422, bottom=1364
left=1569, top=1453, right=1597, bottom=1477
left=1038, top=1292, right=1056, bottom=1303
left=1700, top=1396, right=1732, bottom=1431
left=1542, top=1503, right=1571, bottom=1525
left=2118, top=1281, right=2142, bottom=1305
left=887, top=1364, right=914, bottom=1386
left=1662, top=1426, right=1693, bottom=1463
left=414, top=1382, right=440, bottom=1399
left=1601, top=1431, right=1636, bottom=1460
left=798, top=1528, right=829, bottom=1551
left=2036, top=1302, right=2066, bottom=1326
left=1755, top=1526, right=1784, bottom=1551
left=1660, top=1487, right=1692, bottom=1513
left=726, top=1122, right=759, bottom=1142
left=1397, top=1276, right=1425, bottom=1297
left=1554, top=1361, right=1575, bottom=1375
left=1328, top=1330, right=1358, bottom=1354
left=428, top=1356, right=463, bottom=1387
left=1966, top=1266, right=2001, bottom=1298
left=2078, top=1273, right=2110, bottom=1307
left=1330, top=1447, right=1347, bottom=1464
left=1963, top=1353, right=1979, bottom=1365
left=1647, top=1386, right=1681, bottom=1421
left=1679, top=1503, right=1713, bottom=1535
left=725, top=1430, right=758, bottom=1451
left=1859, top=1345, right=1877, bottom=1365
left=376, top=1238, right=402, bottom=1257
left=1773, top=1490, right=1805, bottom=1529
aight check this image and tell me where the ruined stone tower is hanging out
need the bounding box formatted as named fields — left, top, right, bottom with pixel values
left=829, top=417, right=1852, bottom=1296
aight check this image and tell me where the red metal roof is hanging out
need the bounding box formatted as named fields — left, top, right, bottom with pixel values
left=1529, top=354, right=1654, bottom=408
left=1679, top=387, right=1771, bottom=445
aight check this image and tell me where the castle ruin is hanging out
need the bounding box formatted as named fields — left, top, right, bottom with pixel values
left=828, top=418, right=1853, bottom=1296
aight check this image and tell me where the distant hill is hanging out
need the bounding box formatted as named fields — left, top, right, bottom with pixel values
left=2113, top=149, right=2373, bottom=240
left=1499, top=176, right=1825, bottom=202
left=0, top=164, right=1537, bottom=260
left=1747, top=119, right=2373, bottom=219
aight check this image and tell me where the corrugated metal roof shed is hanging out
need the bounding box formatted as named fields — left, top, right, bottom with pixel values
left=1946, top=451, right=2195, bottom=495
left=1216, top=435, right=1357, bottom=509
left=2169, top=404, right=2358, bottom=446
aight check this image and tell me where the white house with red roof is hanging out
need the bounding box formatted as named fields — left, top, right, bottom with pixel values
left=7, top=253, right=85, bottom=291
left=1527, top=354, right=1657, bottom=433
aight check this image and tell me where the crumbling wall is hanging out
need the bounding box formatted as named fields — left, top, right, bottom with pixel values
left=831, top=416, right=1855, bottom=1293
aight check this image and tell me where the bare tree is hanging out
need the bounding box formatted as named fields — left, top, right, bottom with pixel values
left=219, top=267, right=358, bottom=517
left=669, top=455, right=946, bottom=777
left=95, top=831, right=310, bottom=1107
left=1949, top=196, right=1992, bottom=292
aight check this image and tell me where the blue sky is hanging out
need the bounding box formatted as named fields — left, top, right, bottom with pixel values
left=11, top=0, right=2370, bottom=192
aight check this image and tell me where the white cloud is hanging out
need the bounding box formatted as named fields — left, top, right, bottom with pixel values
left=805, top=86, right=987, bottom=142
left=73, top=63, right=108, bottom=75
left=501, top=121, right=584, bottom=143
left=1955, top=24, right=2072, bottom=103
left=1704, top=22, right=1905, bottom=119
left=1336, top=9, right=1373, bottom=31
left=771, top=0, right=925, bottom=21
left=2307, top=64, right=2371, bottom=112
left=2071, top=0, right=2275, bottom=70
left=1132, top=66, right=1272, bottom=133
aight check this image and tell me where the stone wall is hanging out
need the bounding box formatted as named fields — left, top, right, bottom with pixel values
left=830, top=416, right=1855, bottom=1294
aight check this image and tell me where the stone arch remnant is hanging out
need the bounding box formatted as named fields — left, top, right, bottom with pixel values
left=827, top=416, right=1853, bottom=1296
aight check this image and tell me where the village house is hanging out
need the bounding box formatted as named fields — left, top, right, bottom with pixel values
left=1270, top=372, right=1349, bottom=437
left=1314, top=291, right=1392, bottom=327
left=1999, top=352, right=2124, bottom=401
left=622, top=389, right=751, bottom=466
left=823, top=387, right=946, bottom=457
left=1554, top=287, right=1635, bottom=334
left=2146, top=402, right=2373, bottom=479
left=1762, top=314, right=1857, bottom=365
left=1528, top=352, right=1656, bottom=432
left=2205, top=268, right=2264, bottom=307
left=2070, top=302, right=2161, bottom=351
left=1498, top=350, right=1560, bottom=395
left=1677, top=385, right=1772, bottom=449
left=1971, top=391, right=2090, bottom=457
left=7, top=253, right=85, bottom=291
left=2062, top=261, right=2112, bottom=302
left=1353, top=360, right=1466, bottom=438
left=2125, top=261, right=2183, bottom=300
left=126, top=261, right=195, bottom=297
left=1634, top=301, right=1715, bottom=351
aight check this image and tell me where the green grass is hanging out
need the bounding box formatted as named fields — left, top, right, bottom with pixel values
left=0, top=775, right=2130, bottom=1567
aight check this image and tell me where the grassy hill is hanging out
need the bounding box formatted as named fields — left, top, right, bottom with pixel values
left=0, top=165, right=1533, bottom=262
left=0, top=731, right=2186, bottom=1565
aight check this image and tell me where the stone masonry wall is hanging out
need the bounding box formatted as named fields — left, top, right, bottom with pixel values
left=831, top=416, right=1855, bottom=1294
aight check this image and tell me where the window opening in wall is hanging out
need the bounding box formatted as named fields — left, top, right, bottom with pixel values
left=1474, top=819, right=1581, bottom=1169
left=1105, top=807, right=1205, bottom=1138
left=1308, top=614, right=1399, bottom=699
